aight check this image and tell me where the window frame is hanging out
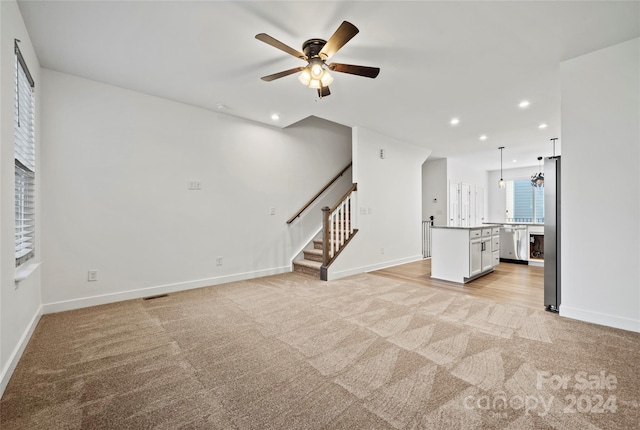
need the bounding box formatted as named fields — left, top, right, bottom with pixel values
left=505, top=178, right=544, bottom=224
left=14, top=40, right=36, bottom=268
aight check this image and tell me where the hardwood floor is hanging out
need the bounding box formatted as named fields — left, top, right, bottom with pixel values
left=372, top=259, right=544, bottom=311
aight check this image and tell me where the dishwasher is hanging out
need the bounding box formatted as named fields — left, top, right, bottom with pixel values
left=499, top=226, right=529, bottom=263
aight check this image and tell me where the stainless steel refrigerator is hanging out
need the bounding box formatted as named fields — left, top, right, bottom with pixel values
left=544, top=156, right=560, bottom=312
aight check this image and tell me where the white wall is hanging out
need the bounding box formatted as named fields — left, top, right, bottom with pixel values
left=328, top=127, right=431, bottom=280
left=447, top=157, right=489, bottom=189
left=560, top=38, right=640, bottom=332
left=40, top=70, right=352, bottom=310
left=422, top=158, right=447, bottom=225
left=0, top=0, right=43, bottom=396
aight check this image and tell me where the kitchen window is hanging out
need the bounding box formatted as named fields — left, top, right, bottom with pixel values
left=505, top=179, right=544, bottom=223
left=14, top=40, right=36, bottom=267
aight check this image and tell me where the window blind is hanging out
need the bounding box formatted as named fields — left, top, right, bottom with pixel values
left=505, top=179, right=544, bottom=223
left=15, top=41, right=35, bottom=267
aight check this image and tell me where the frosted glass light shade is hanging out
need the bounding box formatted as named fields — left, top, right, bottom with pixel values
left=320, top=70, right=334, bottom=86
left=311, top=63, right=323, bottom=77
left=308, top=79, right=321, bottom=89
left=298, top=68, right=311, bottom=86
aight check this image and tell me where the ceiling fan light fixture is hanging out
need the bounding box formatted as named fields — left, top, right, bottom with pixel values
left=308, top=79, right=322, bottom=89
left=257, top=21, right=380, bottom=97
left=298, top=68, right=311, bottom=86
left=320, top=70, right=334, bottom=86
left=299, top=63, right=332, bottom=89
left=311, top=63, right=323, bottom=77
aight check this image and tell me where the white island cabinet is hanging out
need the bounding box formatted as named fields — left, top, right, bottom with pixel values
left=431, top=225, right=500, bottom=283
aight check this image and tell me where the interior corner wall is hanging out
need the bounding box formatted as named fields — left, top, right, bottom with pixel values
left=560, top=37, right=640, bottom=332
left=1, top=0, right=43, bottom=396
left=327, top=127, right=431, bottom=280
left=40, top=69, right=351, bottom=311
left=422, top=158, right=447, bottom=225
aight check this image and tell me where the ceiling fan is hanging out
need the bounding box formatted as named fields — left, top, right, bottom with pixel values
left=255, top=21, right=380, bottom=98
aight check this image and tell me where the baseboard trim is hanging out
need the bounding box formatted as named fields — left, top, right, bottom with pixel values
left=42, top=266, right=291, bottom=314
left=327, top=255, right=424, bottom=281
left=1, top=305, right=43, bottom=398
left=560, top=305, right=640, bottom=333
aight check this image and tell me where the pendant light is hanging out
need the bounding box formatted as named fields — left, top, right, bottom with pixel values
left=531, top=156, right=544, bottom=187
left=550, top=137, right=558, bottom=156
left=498, top=147, right=506, bottom=189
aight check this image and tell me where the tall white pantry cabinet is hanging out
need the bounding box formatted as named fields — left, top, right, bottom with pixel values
left=431, top=226, right=500, bottom=283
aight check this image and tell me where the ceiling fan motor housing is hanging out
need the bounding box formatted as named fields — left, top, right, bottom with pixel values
left=302, top=39, right=327, bottom=59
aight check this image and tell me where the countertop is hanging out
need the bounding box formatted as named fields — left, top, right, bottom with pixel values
left=484, top=222, right=544, bottom=227
left=431, top=224, right=502, bottom=230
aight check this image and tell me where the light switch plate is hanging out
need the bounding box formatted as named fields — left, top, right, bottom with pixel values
left=88, top=270, right=98, bottom=281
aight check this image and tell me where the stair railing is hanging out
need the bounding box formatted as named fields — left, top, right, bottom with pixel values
left=422, top=220, right=433, bottom=258
left=320, top=183, right=358, bottom=280
left=287, top=162, right=352, bottom=224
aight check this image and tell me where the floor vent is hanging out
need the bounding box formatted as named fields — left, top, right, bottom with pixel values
left=143, top=294, right=169, bottom=301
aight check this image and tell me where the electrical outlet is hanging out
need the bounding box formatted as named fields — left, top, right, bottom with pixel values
left=380, top=248, right=385, bottom=254
left=216, top=256, right=223, bottom=266
left=270, top=207, right=276, bottom=215
left=88, top=270, right=98, bottom=282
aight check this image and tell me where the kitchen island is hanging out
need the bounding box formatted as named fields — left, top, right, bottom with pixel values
left=431, top=225, right=501, bottom=283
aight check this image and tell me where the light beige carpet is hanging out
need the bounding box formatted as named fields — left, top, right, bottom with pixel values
left=1, top=272, right=639, bottom=429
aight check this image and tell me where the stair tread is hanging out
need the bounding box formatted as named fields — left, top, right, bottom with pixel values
left=304, top=248, right=323, bottom=256
left=293, top=259, right=322, bottom=269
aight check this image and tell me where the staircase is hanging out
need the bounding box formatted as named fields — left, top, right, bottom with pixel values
left=292, top=239, right=324, bottom=277
left=292, top=184, right=358, bottom=280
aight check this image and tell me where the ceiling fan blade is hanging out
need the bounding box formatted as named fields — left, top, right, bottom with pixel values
left=318, top=21, right=359, bottom=60
left=255, top=33, right=307, bottom=60
left=317, top=86, right=331, bottom=98
left=328, top=63, right=380, bottom=78
left=260, top=67, right=305, bottom=82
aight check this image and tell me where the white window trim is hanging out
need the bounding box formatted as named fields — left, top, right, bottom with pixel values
left=15, top=262, right=41, bottom=285
left=14, top=39, right=36, bottom=271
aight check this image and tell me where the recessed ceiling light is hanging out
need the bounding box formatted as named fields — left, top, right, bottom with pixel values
left=512, top=159, right=517, bottom=163
left=519, top=100, right=530, bottom=108
left=450, top=118, right=460, bottom=126
left=479, top=135, right=487, bottom=141
left=538, top=123, right=548, bottom=129
left=216, top=103, right=227, bottom=110
left=271, top=113, right=280, bottom=121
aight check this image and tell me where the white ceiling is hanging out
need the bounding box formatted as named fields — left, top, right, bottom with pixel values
left=17, top=0, right=640, bottom=170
